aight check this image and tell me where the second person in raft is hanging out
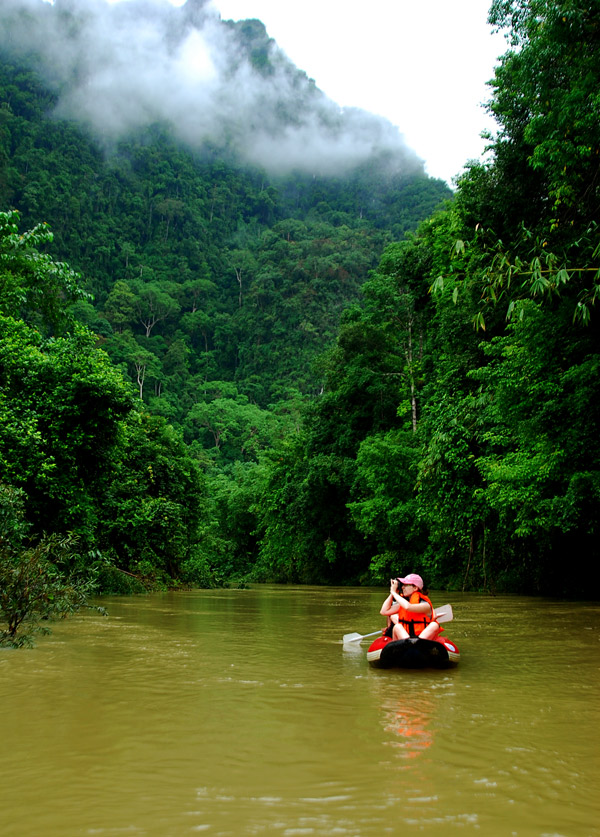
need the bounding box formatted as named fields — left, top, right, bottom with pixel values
left=380, top=573, right=440, bottom=641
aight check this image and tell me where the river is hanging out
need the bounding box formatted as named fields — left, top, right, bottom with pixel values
left=1, top=586, right=599, bottom=836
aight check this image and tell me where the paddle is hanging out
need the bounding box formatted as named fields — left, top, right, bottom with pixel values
left=342, top=629, right=382, bottom=644
left=342, top=603, right=454, bottom=643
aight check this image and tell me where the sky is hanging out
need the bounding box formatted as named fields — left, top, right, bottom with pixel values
left=206, top=0, right=508, bottom=184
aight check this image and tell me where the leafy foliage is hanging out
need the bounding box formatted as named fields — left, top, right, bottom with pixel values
left=98, top=411, right=210, bottom=585
left=0, top=485, right=105, bottom=647
left=0, top=210, right=217, bottom=633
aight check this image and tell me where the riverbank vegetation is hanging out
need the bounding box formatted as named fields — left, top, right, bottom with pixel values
left=1, top=0, right=599, bottom=644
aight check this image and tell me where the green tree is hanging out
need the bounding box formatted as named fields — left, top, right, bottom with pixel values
left=255, top=441, right=365, bottom=583
left=185, top=385, right=287, bottom=462
left=99, top=412, right=211, bottom=586
left=0, top=209, right=88, bottom=333
left=0, top=314, right=133, bottom=538
left=489, top=0, right=600, bottom=225
left=348, top=430, right=426, bottom=581
left=103, top=279, right=137, bottom=333
left=131, top=280, right=181, bottom=338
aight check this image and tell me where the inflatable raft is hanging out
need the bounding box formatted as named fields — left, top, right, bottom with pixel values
left=366, top=634, right=460, bottom=669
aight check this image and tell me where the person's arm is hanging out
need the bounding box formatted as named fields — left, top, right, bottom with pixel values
left=396, top=597, right=432, bottom=616
left=380, top=596, right=400, bottom=616
left=380, top=580, right=401, bottom=616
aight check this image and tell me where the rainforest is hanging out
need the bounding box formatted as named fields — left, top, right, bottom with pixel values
left=1, top=0, right=599, bottom=643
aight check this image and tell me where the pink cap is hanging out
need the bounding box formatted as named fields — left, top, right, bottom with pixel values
left=398, top=573, right=424, bottom=589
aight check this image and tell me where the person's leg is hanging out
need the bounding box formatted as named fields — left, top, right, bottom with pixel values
left=392, top=623, right=409, bottom=640
left=419, top=621, right=440, bottom=640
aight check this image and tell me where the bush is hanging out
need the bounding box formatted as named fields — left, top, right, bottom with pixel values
left=179, top=549, right=215, bottom=588
left=0, top=482, right=105, bottom=647
left=0, top=531, right=105, bottom=647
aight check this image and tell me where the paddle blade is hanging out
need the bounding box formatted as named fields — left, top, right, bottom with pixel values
left=342, top=629, right=382, bottom=644
left=434, top=604, right=454, bottom=623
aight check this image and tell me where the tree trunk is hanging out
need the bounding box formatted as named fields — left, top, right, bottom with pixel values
left=134, top=362, right=145, bottom=399
left=235, top=267, right=243, bottom=308
left=406, top=318, right=418, bottom=433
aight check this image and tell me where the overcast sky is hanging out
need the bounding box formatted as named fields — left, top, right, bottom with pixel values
left=207, top=0, right=507, bottom=184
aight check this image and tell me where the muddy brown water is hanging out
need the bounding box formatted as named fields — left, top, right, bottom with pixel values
left=1, top=586, right=599, bottom=836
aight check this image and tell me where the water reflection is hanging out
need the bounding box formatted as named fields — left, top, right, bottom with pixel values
left=382, top=695, right=434, bottom=760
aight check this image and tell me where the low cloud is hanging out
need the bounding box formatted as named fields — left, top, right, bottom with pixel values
left=1, top=0, right=423, bottom=176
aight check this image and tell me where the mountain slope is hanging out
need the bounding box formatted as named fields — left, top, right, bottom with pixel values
left=0, top=0, right=451, bottom=448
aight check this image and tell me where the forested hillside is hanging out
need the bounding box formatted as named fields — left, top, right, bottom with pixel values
left=1, top=0, right=599, bottom=643
left=0, top=44, right=449, bottom=422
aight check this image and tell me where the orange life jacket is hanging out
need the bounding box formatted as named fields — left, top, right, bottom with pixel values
left=396, top=591, right=434, bottom=637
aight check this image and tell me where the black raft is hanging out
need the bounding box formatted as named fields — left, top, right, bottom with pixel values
left=368, top=637, right=455, bottom=669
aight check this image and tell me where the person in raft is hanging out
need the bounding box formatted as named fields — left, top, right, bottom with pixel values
left=380, top=573, right=440, bottom=641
